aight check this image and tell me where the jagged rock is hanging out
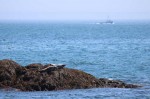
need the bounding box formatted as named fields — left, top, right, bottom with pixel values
left=98, top=78, right=139, bottom=88
left=25, top=63, right=43, bottom=70
left=0, top=59, right=141, bottom=91
left=16, top=67, right=27, bottom=76
left=0, top=59, right=21, bottom=86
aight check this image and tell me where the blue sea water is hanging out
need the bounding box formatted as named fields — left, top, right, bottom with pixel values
left=0, top=21, right=150, bottom=98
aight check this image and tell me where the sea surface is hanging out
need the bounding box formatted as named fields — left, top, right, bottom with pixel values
left=0, top=21, right=150, bottom=99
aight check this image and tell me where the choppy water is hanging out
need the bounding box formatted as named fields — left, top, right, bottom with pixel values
left=0, top=21, right=150, bottom=98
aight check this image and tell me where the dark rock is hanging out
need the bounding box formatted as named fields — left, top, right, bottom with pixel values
left=16, top=67, right=27, bottom=76
left=25, top=63, right=43, bottom=70
left=0, top=59, right=21, bottom=86
left=0, top=59, right=21, bottom=69
left=56, top=64, right=66, bottom=69
left=0, top=59, right=141, bottom=91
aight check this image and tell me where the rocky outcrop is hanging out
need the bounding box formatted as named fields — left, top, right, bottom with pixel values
left=0, top=59, right=141, bottom=91
left=0, top=59, right=21, bottom=87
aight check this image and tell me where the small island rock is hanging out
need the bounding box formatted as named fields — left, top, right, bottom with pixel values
left=0, top=59, right=141, bottom=91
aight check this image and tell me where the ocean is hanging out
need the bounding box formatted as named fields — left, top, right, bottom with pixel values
left=0, top=21, right=150, bottom=98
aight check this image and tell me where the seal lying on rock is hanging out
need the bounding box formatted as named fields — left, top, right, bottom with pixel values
left=0, top=59, right=141, bottom=91
left=39, top=64, right=66, bottom=72
left=50, top=64, right=66, bottom=69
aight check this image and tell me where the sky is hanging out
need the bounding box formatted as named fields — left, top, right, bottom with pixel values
left=0, top=0, right=150, bottom=21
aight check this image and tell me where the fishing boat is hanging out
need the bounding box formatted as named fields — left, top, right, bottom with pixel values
left=96, top=17, right=114, bottom=24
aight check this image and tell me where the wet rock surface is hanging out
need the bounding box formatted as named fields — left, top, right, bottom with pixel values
left=0, top=59, right=141, bottom=91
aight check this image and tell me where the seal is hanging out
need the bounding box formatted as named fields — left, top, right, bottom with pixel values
left=39, top=64, right=66, bottom=72
left=51, top=64, right=66, bottom=69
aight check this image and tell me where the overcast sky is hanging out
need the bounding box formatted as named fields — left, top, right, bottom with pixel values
left=0, top=0, right=150, bottom=21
